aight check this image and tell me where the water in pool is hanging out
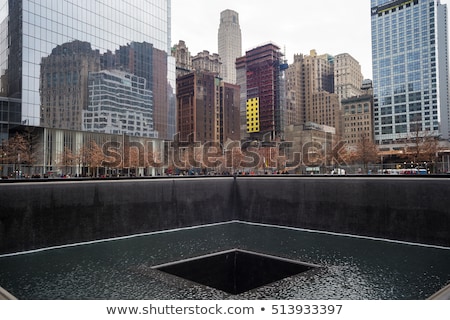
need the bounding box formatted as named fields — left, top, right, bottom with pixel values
left=0, top=222, right=449, bottom=300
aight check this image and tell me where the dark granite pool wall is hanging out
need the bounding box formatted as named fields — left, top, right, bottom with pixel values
left=0, top=178, right=236, bottom=254
left=236, top=177, right=450, bottom=247
left=0, top=176, right=449, bottom=254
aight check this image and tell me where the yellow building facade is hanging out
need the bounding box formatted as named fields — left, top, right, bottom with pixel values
left=246, top=97, right=260, bottom=133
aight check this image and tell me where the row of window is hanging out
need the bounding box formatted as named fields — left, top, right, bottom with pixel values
left=344, top=121, right=371, bottom=127
left=344, top=127, right=372, bottom=134
left=376, top=123, right=439, bottom=135
left=343, top=103, right=370, bottom=115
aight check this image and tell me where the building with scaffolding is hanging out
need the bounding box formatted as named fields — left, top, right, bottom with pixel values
left=237, top=43, right=286, bottom=141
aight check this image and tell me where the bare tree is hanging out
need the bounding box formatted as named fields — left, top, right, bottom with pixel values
left=420, top=136, right=440, bottom=173
left=80, top=140, right=105, bottom=177
left=403, top=133, right=439, bottom=172
left=403, top=118, right=440, bottom=172
left=258, top=144, right=284, bottom=173
left=339, top=146, right=358, bottom=167
left=354, top=135, right=379, bottom=174
left=2, top=133, right=34, bottom=177
left=341, top=135, right=379, bottom=174
left=58, top=146, right=77, bottom=176
left=129, top=147, right=140, bottom=176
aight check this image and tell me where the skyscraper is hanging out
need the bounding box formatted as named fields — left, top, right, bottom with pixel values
left=334, top=53, right=364, bottom=101
left=371, top=0, right=450, bottom=145
left=286, top=50, right=341, bottom=134
left=236, top=43, right=285, bottom=140
left=0, top=0, right=176, bottom=141
left=218, top=9, right=242, bottom=84
left=176, top=71, right=240, bottom=145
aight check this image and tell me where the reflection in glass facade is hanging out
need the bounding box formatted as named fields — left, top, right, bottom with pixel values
left=0, top=0, right=175, bottom=140
left=84, top=70, right=156, bottom=137
left=371, top=0, right=450, bottom=144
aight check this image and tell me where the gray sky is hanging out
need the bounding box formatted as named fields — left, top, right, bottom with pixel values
left=172, top=0, right=376, bottom=78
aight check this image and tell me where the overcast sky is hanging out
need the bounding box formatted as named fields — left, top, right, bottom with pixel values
left=171, top=0, right=377, bottom=78
left=171, top=0, right=450, bottom=80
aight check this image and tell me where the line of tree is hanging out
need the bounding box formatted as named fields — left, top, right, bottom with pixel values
left=0, top=130, right=446, bottom=177
left=1, top=133, right=160, bottom=177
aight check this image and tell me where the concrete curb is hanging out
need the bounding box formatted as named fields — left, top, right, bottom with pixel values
left=0, top=286, right=16, bottom=300
left=428, top=283, right=450, bottom=300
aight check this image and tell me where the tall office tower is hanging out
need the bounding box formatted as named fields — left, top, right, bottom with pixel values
left=371, top=0, right=450, bottom=145
left=334, top=53, right=364, bottom=101
left=0, top=0, right=176, bottom=141
left=286, top=50, right=341, bottom=135
left=218, top=9, right=242, bottom=84
left=236, top=43, right=285, bottom=140
left=176, top=71, right=240, bottom=144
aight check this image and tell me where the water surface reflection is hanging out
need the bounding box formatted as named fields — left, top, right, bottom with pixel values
left=0, top=222, right=449, bottom=299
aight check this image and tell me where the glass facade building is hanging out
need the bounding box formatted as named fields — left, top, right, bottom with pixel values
left=0, top=0, right=176, bottom=142
left=84, top=70, right=156, bottom=137
left=371, top=0, right=450, bottom=144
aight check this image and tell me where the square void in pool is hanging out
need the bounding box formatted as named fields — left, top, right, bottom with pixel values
left=152, top=249, right=318, bottom=295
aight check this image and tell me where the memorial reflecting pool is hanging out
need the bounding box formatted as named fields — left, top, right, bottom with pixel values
left=0, top=222, right=449, bottom=300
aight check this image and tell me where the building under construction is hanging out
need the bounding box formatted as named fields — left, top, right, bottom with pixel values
left=237, top=43, right=286, bottom=141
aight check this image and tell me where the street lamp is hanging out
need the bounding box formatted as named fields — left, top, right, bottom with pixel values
left=17, top=153, right=21, bottom=178
left=380, top=155, right=384, bottom=174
